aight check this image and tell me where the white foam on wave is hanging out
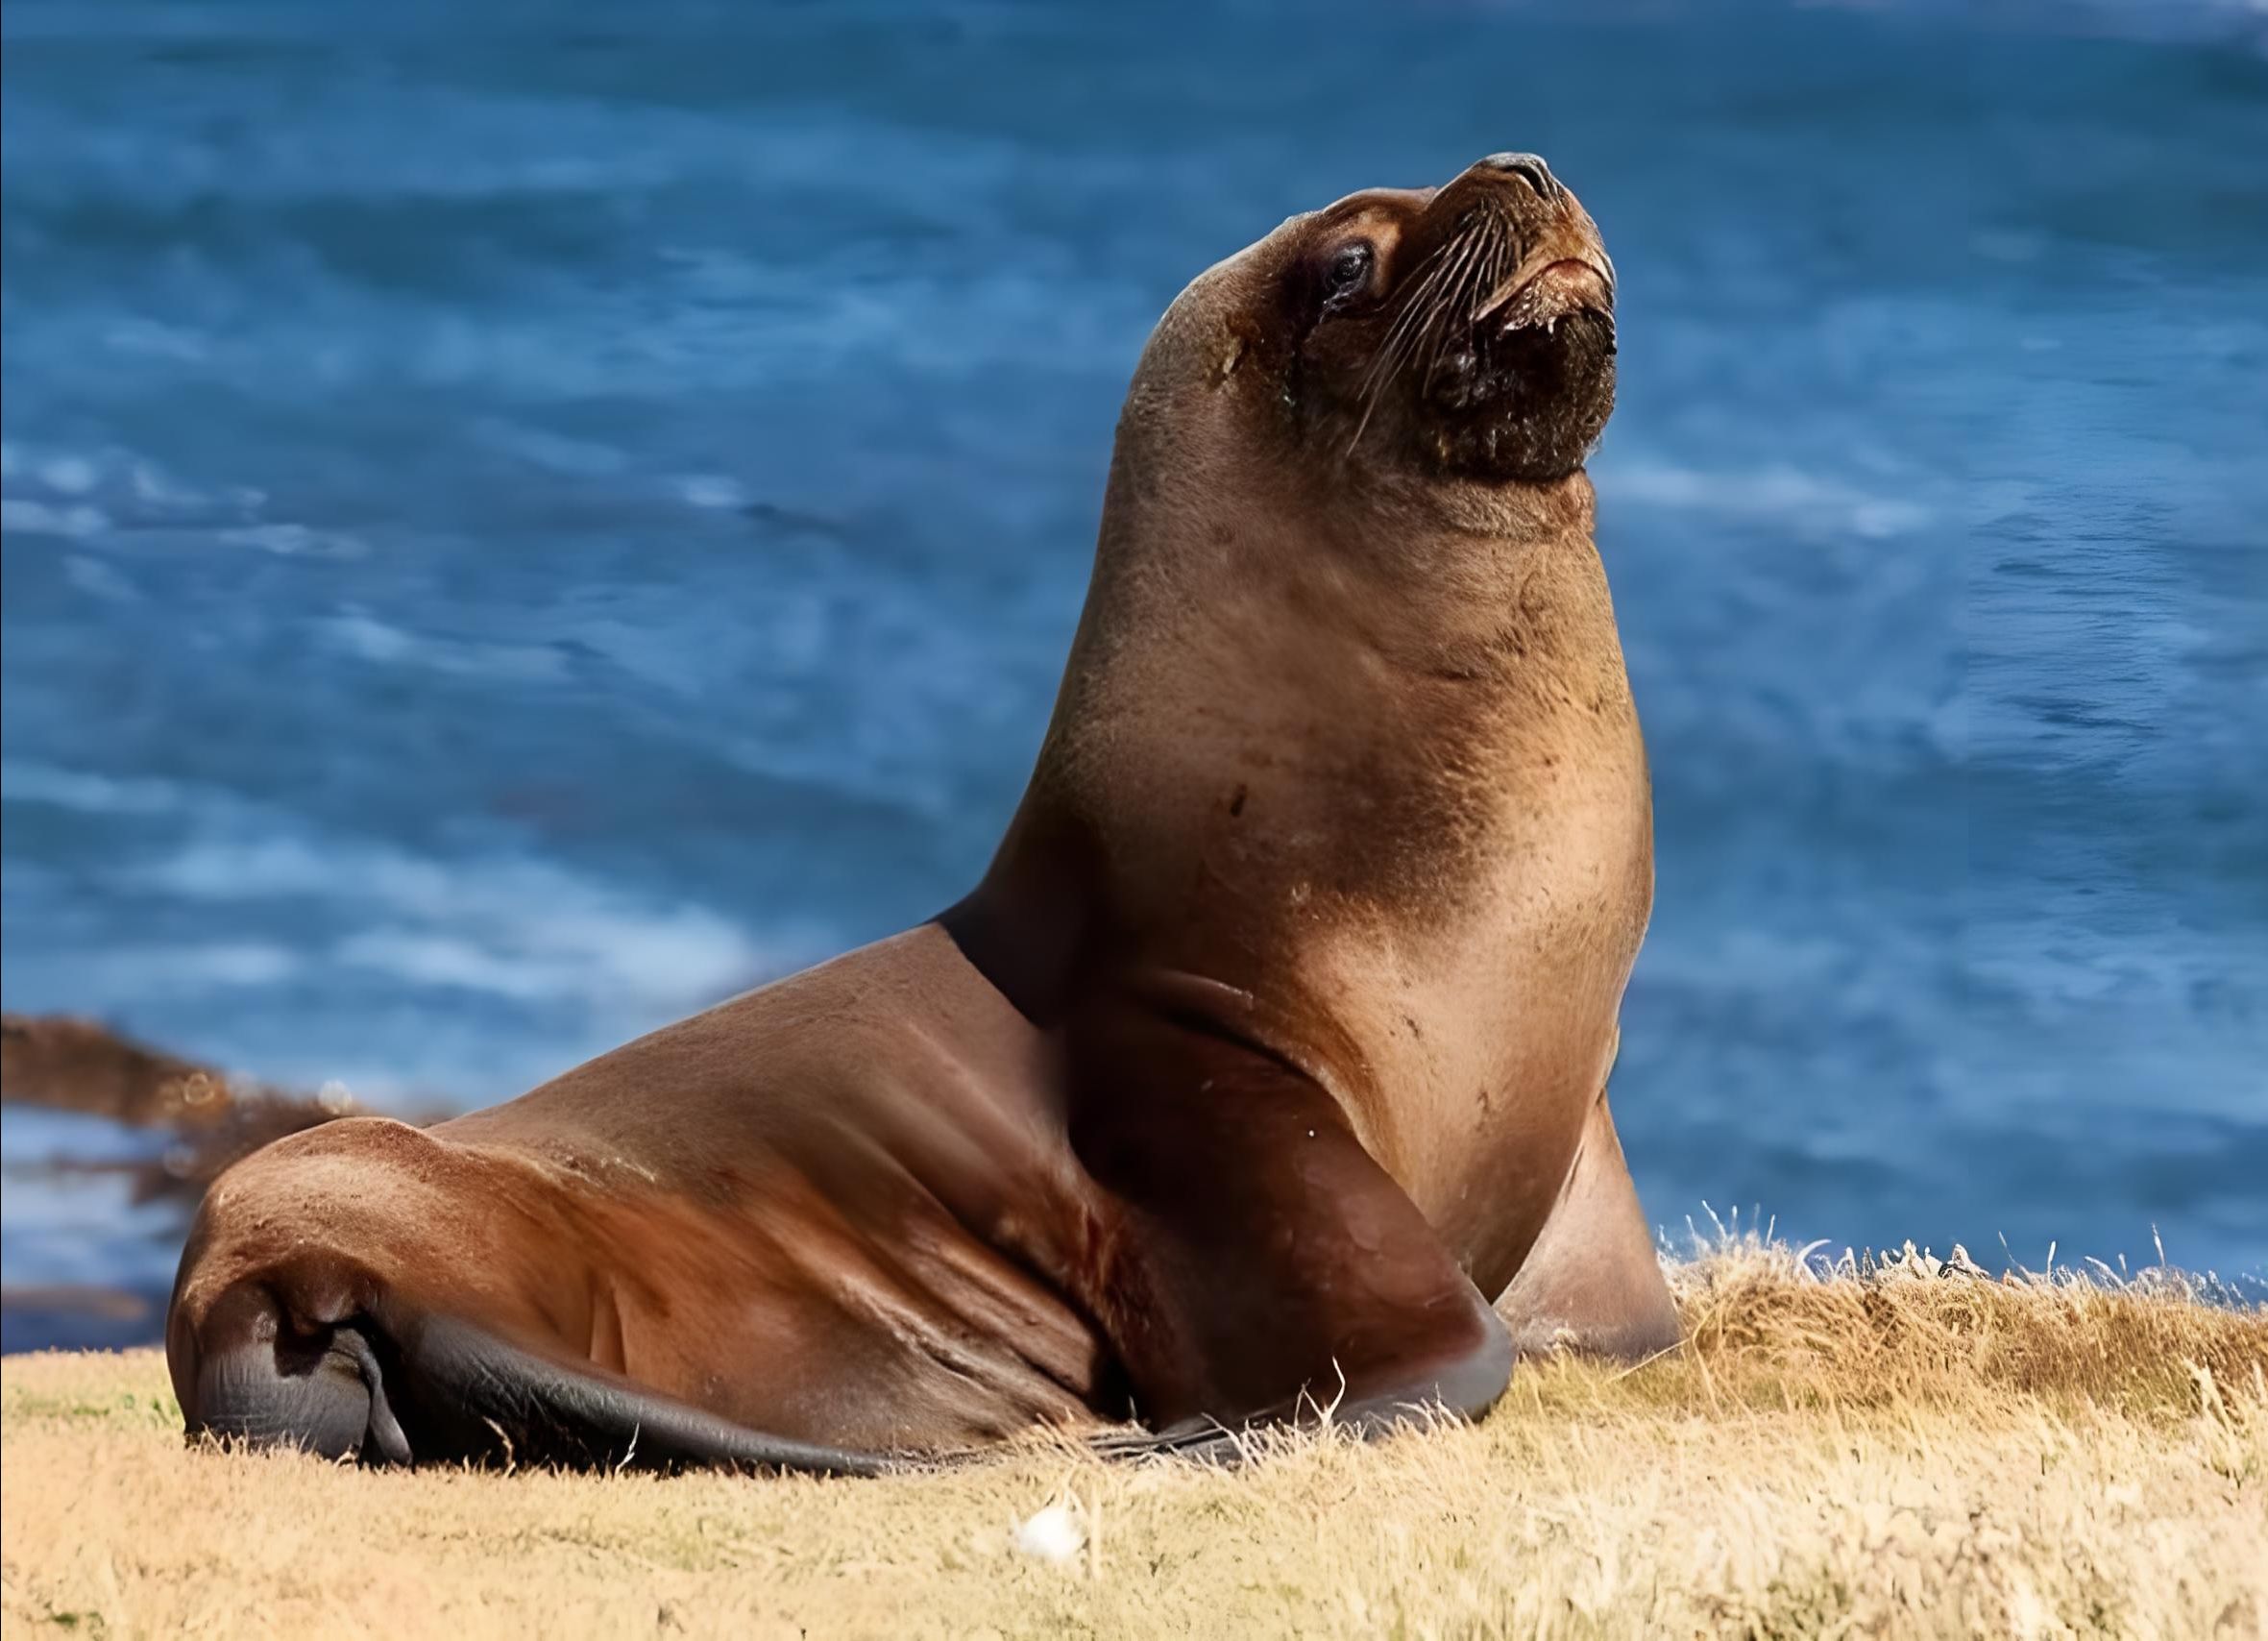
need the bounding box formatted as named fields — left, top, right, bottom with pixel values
left=135, top=834, right=783, bottom=1015
left=2, top=440, right=256, bottom=517
left=215, top=523, right=366, bottom=558
left=101, top=319, right=212, bottom=362
left=1, top=761, right=190, bottom=816
left=1, top=499, right=110, bottom=539
left=1605, top=458, right=1932, bottom=540
left=0, top=439, right=364, bottom=555
left=321, top=609, right=568, bottom=682
left=62, top=556, right=139, bottom=602
left=83, top=942, right=305, bottom=992
left=7, top=761, right=810, bottom=1074
left=35, top=454, right=100, bottom=496
left=672, top=473, right=748, bottom=511
left=468, top=418, right=630, bottom=478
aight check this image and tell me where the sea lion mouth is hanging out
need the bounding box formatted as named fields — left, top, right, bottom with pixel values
left=1388, top=229, right=1616, bottom=483
left=1320, top=156, right=1618, bottom=485
left=1475, top=257, right=1616, bottom=331
left=1419, top=249, right=1616, bottom=418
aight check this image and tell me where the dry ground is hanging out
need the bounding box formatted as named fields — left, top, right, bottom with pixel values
left=3, top=1242, right=2262, bottom=1641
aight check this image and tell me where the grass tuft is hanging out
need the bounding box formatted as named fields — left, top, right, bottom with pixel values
left=5, top=1241, right=2262, bottom=1639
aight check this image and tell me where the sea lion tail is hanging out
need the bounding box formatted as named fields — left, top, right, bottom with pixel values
left=171, top=1283, right=890, bottom=1478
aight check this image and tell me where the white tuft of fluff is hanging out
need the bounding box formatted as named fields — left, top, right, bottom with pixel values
left=1011, top=1501, right=1085, bottom=1566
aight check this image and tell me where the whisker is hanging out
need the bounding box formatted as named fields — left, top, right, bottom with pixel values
left=1361, top=243, right=1457, bottom=391
left=1348, top=237, right=1466, bottom=453
left=1364, top=231, right=1482, bottom=435
left=1351, top=266, right=1460, bottom=449
left=1419, top=225, right=1494, bottom=387
left=1345, top=206, right=1519, bottom=456
left=1398, top=235, right=1481, bottom=390
left=1471, top=221, right=1529, bottom=323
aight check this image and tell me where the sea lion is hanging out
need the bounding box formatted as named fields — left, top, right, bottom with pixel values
left=166, top=151, right=1678, bottom=1474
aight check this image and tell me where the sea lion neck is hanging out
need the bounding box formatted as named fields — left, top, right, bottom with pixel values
left=941, top=427, right=1633, bottom=1028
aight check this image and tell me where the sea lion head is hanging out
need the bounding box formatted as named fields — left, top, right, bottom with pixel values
left=1135, top=153, right=1616, bottom=497
left=988, top=152, right=1634, bottom=983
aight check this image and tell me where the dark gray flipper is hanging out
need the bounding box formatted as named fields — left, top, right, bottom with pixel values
left=183, top=1292, right=890, bottom=1477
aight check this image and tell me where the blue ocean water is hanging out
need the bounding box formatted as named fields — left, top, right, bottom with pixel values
left=4, top=1, right=2264, bottom=1337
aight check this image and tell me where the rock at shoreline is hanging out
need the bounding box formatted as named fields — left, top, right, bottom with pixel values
left=1, top=1015, right=235, bottom=1130
left=0, top=1014, right=386, bottom=1204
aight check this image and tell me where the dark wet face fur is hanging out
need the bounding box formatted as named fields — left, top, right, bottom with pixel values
left=1284, top=154, right=1617, bottom=485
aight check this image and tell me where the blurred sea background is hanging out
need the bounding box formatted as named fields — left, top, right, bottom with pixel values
left=4, top=0, right=2264, bottom=1349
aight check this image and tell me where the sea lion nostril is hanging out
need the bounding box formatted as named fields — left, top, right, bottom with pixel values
left=1479, top=152, right=1558, bottom=199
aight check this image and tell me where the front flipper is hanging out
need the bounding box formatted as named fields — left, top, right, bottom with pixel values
left=1495, top=1086, right=1680, bottom=1360
left=1064, top=993, right=1513, bottom=1448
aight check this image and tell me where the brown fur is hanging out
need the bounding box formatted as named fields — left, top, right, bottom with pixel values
left=167, top=154, right=1676, bottom=1469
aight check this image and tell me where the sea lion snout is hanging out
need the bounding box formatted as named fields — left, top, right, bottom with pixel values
left=1428, top=152, right=1612, bottom=312
left=1475, top=151, right=1563, bottom=202
left=1271, top=152, right=1618, bottom=485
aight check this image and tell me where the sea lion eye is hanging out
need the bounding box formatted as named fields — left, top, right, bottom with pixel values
left=1322, top=242, right=1375, bottom=308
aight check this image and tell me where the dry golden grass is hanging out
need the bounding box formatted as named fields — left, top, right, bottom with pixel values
left=4, top=1241, right=2262, bottom=1640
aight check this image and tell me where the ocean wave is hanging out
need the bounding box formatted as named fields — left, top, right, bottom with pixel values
left=0, top=440, right=263, bottom=520
left=1, top=761, right=193, bottom=816
left=70, top=942, right=305, bottom=992
left=321, top=610, right=569, bottom=682
left=5, top=760, right=816, bottom=1040
left=1, top=441, right=375, bottom=566
left=214, top=523, right=366, bottom=558
left=133, top=834, right=790, bottom=1014
left=1602, top=457, right=1934, bottom=540
left=0, top=440, right=382, bottom=566
left=0, top=500, right=109, bottom=539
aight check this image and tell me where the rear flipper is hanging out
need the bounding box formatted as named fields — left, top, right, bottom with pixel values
left=1064, top=991, right=1515, bottom=1454
left=1494, top=1087, right=1680, bottom=1360
left=175, top=1282, right=889, bottom=1477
